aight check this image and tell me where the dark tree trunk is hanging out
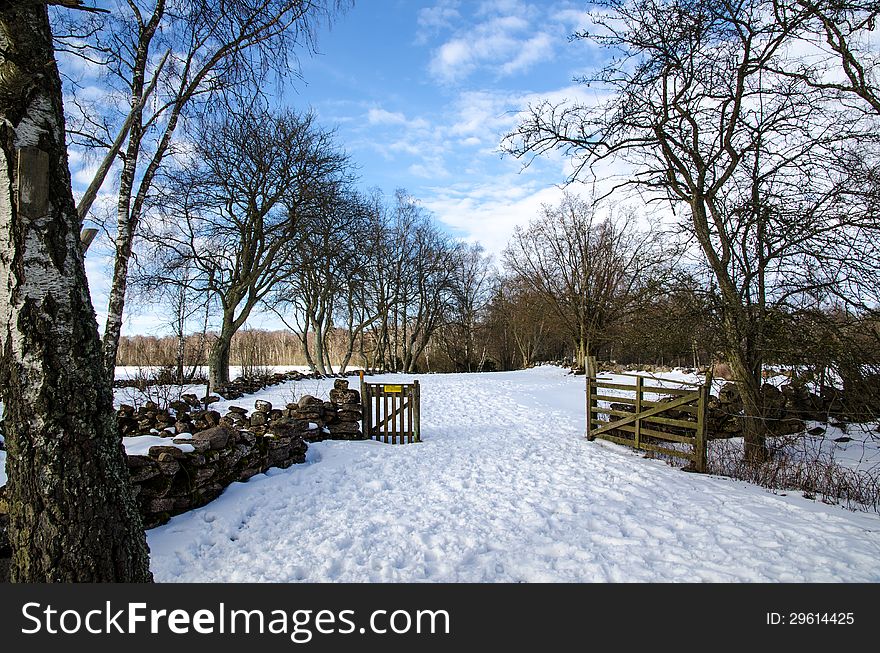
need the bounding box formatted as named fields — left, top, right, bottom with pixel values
left=300, top=330, right=318, bottom=373
left=727, top=348, right=770, bottom=463
left=690, top=198, right=770, bottom=463
left=208, top=330, right=233, bottom=389
left=312, top=317, right=327, bottom=375
left=0, top=4, right=152, bottom=582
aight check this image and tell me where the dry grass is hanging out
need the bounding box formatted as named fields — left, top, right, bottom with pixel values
left=706, top=436, right=880, bottom=513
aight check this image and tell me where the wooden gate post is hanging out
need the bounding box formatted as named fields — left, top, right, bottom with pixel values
left=694, top=369, right=713, bottom=473
left=585, top=356, right=597, bottom=441
left=413, top=380, right=421, bottom=443
left=360, top=371, right=370, bottom=440
left=634, top=375, right=643, bottom=450
left=585, top=362, right=592, bottom=440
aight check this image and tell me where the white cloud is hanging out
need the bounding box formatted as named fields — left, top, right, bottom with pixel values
left=425, top=1, right=582, bottom=83
left=500, top=33, right=554, bottom=75
left=367, top=107, right=430, bottom=130
left=388, top=140, right=425, bottom=157
left=422, top=179, right=578, bottom=257
left=450, top=90, right=517, bottom=139
left=408, top=163, right=450, bottom=179
left=448, top=84, right=599, bottom=148
left=367, top=108, right=408, bottom=125
left=430, top=39, right=474, bottom=81
left=417, top=0, right=462, bottom=39
left=553, top=8, right=592, bottom=33
left=476, top=0, right=531, bottom=19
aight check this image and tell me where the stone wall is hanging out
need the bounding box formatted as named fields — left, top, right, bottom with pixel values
left=113, top=368, right=368, bottom=401
left=128, top=424, right=308, bottom=529
left=707, top=381, right=846, bottom=439
left=126, top=379, right=364, bottom=528
left=0, top=379, right=367, bottom=564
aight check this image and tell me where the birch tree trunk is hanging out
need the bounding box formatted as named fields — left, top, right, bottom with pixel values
left=100, top=0, right=165, bottom=381
left=0, top=3, right=152, bottom=582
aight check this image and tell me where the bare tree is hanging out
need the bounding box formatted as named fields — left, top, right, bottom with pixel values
left=53, top=0, right=349, bottom=380
left=0, top=1, right=151, bottom=582
left=504, top=0, right=879, bottom=460
left=392, top=195, right=462, bottom=373
left=145, top=106, right=347, bottom=389
left=273, top=182, right=363, bottom=374
left=333, top=192, right=387, bottom=372
left=772, top=1, right=880, bottom=114
left=436, top=243, right=495, bottom=372
left=129, top=257, right=210, bottom=382
left=503, top=194, right=666, bottom=370
left=487, top=277, right=567, bottom=369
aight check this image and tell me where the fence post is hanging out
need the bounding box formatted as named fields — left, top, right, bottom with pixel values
left=413, top=380, right=421, bottom=443
left=694, top=369, right=712, bottom=473
left=585, top=356, right=597, bottom=441
left=585, top=366, right=591, bottom=440
left=360, top=371, right=369, bottom=440
left=383, top=389, right=390, bottom=444
left=635, top=375, right=643, bottom=451
left=410, top=386, right=416, bottom=444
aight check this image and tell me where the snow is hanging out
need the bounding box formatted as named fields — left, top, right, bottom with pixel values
left=0, top=433, right=194, bottom=485
left=123, top=435, right=194, bottom=456
left=113, top=364, right=353, bottom=382
left=1, top=365, right=877, bottom=581
left=146, top=366, right=880, bottom=583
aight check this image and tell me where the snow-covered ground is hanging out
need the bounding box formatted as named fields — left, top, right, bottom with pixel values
left=589, top=370, right=880, bottom=473
left=114, top=364, right=350, bottom=381
left=1, top=366, right=878, bottom=581
left=145, top=366, right=880, bottom=583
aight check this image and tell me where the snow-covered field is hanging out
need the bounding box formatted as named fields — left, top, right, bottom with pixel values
left=145, top=366, right=880, bottom=583
left=1, top=365, right=878, bottom=581
left=114, top=365, right=345, bottom=381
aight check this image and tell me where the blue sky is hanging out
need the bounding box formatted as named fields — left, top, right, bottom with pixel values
left=72, top=0, right=608, bottom=335
left=289, top=0, right=601, bottom=252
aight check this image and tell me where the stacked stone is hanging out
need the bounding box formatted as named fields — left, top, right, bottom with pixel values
left=326, top=379, right=365, bottom=440
left=212, top=369, right=366, bottom=400
left=117, top=396, right=322, bottom=441
left=290, top=396, right=329, bottom=442
left=109, top=375, right=369, bottom=527
left=219, top=400, right=314, bottom=439
left=707, top=383, right=745, bottom=438
left=117, top=398, right=225, bottom=438
left=707, top=382, right=807, bottom=439
left=782, top=383, right=824, bottom=420
left=126, top=424, right=308, bottom=529
left=213, top=374, right=292, bottom=400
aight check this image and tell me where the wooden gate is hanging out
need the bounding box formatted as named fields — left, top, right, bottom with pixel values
left=585, top=359, right=710, bottom=472
left=360, top=373, right=421, bottom=444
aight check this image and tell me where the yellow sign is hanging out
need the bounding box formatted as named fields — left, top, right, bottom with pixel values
left=384, top=385, right=403, bottom=393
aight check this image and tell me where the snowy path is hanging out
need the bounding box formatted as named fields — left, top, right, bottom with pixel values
left=148, top=367, right=880, bottom=582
